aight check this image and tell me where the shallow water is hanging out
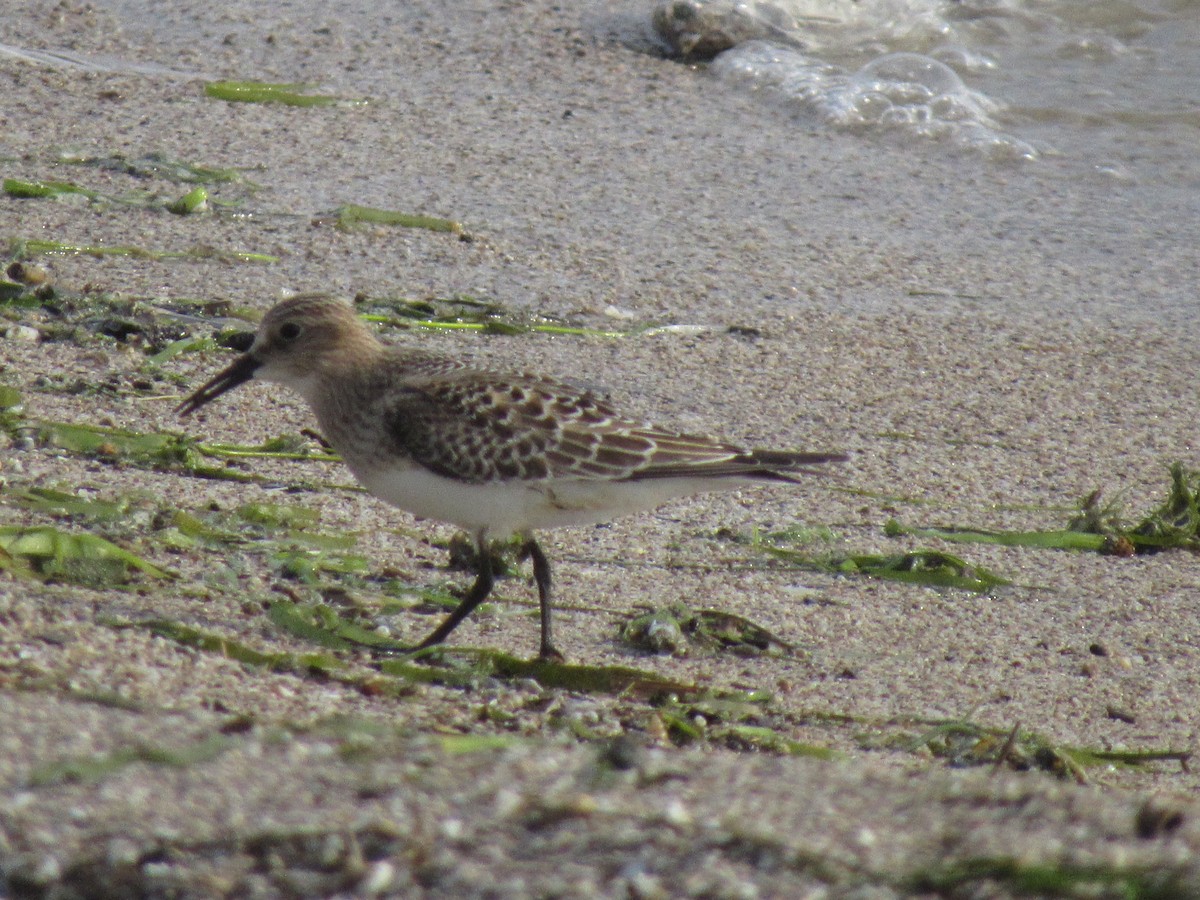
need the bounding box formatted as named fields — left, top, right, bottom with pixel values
left=651, top=0, right=1200, bottom=188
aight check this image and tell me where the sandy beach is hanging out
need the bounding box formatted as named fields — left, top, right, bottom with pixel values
left=2, top=0, right=1199, bottom=895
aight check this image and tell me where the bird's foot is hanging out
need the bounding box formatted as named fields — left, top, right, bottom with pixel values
left=537, top=643, right=565, bottom=663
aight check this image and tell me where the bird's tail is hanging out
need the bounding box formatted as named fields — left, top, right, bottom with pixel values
left=747, top=449, right=849, bottom=482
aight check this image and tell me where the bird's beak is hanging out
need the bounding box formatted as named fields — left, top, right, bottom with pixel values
left=176, top=353, right=261, bottom=416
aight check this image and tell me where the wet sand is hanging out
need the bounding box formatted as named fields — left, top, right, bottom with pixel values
left=2, top=0, right=1198, bottom=895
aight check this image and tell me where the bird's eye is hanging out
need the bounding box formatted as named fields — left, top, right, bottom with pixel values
left=278, top=322, right=302, bottom=341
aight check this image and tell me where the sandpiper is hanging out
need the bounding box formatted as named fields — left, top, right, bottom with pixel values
left=178, top=295, right=846, bottom=659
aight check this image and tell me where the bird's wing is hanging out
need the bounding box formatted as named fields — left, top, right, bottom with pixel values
left=382, top=371, right=607, bottom=482
left=383, top=370, right=807, bottom=484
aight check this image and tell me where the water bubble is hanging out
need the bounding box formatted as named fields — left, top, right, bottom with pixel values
left=931, top=46, right=998, bottom=76
left=856, top=52, right=964, bottom=97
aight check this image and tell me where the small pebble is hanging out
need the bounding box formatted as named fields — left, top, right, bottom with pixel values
left=4, top=325, right=40, bottom=343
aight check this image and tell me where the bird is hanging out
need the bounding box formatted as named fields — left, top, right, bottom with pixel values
left=177, top=294, right=846, bottom=659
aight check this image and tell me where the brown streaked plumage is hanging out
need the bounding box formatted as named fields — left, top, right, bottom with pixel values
left=178, top=294, right=847, bottom=659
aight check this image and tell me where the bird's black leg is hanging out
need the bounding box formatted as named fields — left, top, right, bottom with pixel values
left=519, top=535, right=562, bottom=661
left=414, top=535, right=494, bottom=650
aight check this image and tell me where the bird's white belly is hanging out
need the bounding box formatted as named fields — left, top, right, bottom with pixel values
left=351, top=462, right=737, bottom=538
